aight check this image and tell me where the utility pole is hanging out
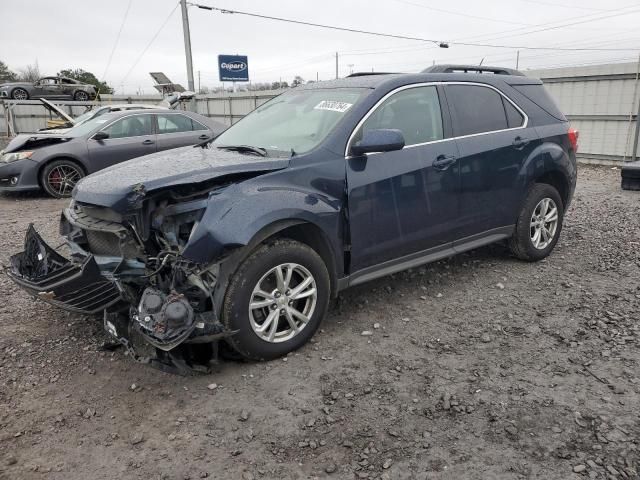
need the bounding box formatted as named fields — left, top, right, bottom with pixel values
left=180, top=0, right=195, bottom=93
left=198, top=70, right=201, bottom=93
left=516, top=50, right=520, bottom=70
left=335, top=52, right=339, bottom=79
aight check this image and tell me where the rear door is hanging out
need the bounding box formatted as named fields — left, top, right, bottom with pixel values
left=87, top=113, right=157, bottom=171
left=444, top=83, right=537, bottom=239
left=346, top=84, right=460, bottom=272
left=155, top=113, right=212, bottom=151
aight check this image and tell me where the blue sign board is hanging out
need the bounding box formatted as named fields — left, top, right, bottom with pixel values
left=218, top=55, right=249, bottom=82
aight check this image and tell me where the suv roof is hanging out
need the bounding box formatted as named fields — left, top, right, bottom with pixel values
left=422, top=64, right=525, bottom=76
left=301, top=67, right=540, bottom=91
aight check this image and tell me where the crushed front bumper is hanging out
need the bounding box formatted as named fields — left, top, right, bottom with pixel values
left=6, top=225, right=122, bottom=314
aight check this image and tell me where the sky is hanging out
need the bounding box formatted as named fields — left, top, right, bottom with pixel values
left=2, top=0, right=640, bottom=94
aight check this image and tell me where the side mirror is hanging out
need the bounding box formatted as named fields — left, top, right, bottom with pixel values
left=92, top=131, right=109, bottom=141
left=351, top=129, right=405, bottom=156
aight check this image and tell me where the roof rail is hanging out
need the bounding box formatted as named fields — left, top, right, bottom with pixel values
left=422, top=64, right=525, bottom=76
left=346, top=72, right=399, bottom=77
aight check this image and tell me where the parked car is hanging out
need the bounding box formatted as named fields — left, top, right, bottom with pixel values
left=0, top=76, right=97, bottom=101
left=7, top=65, right=578, bottom=373
left=0, top=109, right=226, bottom=197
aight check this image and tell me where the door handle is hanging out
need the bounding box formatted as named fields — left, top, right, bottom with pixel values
left=433, top=154, right=457, bottom=171
left=512, top=136, right=530, bottom=149
left=198, top=134, right=210, bottom=140
left=142, top=139, right=154, bottom=145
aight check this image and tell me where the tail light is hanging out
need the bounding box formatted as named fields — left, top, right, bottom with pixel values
left=568, top=127, right=579, bottom=152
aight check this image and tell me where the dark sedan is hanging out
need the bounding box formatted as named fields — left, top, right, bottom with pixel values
left=0, top=76, right=97, bottom=101
left=0, top=109, right=226, bottom=197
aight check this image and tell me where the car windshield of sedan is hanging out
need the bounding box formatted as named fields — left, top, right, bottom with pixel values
left=64, top=115, right=112, bottom=137
left=213, top=88, right=368, bottom=155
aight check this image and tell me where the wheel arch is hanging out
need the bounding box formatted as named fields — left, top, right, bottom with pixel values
left=37, top=156, right=88, bottom=188
left=210, top=219, right=341, bottom=319
left=533, top=170, right=570, bottom=209
left=11, top=86, right=29, bottom=99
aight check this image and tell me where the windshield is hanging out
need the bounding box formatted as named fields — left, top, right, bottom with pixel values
left=72, top=109, right=100, bottom=125
left=214, top=88, right=367, bottom=155
left=65, top=115, right=113, bottom=137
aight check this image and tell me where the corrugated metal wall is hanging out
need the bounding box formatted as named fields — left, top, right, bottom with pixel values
left=0, top=90, right=284, bottom=135
left=4, top=62, right=640, bottom=164
left=526, top=62, right=640, bottom=163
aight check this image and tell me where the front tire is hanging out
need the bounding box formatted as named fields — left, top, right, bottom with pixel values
left=509, top=183, right=564, bottom=261
left=40, top=159, right=85, bottom=198
left=222, top=239, right=331, bottom=361
left=11, top=88, right=29, bottom=100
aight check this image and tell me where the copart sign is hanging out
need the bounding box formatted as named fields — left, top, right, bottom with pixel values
left=218, top=55, right=249, bottom=82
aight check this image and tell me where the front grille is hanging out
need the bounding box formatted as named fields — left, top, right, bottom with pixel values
left=64, top=204, right=143, bottom=259
left=85, top=230, right=139, bottom=258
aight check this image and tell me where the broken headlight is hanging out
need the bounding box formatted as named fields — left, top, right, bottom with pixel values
left=2, top=151, right=34, bottom=163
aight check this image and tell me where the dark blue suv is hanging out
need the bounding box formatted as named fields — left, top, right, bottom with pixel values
left=8, top=65, right=578, bottom=371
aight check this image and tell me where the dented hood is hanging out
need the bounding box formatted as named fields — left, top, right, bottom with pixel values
left=73, top=145, right=290, bottom=212
left=3, top=133, right=70, bottom=153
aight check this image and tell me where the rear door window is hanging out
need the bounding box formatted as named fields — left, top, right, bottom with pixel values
left=356, top=85, right=444, bottom=146
left=157, top=114, right=194, bottom=134
left=103, top=114, right=154, bottom=138
left=446, top=84, right=509, bottom=136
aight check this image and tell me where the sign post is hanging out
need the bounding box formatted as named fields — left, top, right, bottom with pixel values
left=218, top=55, right=249, bottom=91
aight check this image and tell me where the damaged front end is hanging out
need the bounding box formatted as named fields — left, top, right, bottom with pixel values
left=7, top=183, right=237, bottom=375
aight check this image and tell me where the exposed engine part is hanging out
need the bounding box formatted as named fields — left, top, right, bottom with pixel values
left=133, top=288, right=196, bottom=351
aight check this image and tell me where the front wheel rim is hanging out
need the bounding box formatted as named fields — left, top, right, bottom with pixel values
left=249, top=263, right=317, bottom=343
left=530, top=197, right=558, bottom=250
left=47, top=165, right=82, bottom=196
left=76, top=91, right=88, bottom=100
left=14, top=89, right=27, bottom=100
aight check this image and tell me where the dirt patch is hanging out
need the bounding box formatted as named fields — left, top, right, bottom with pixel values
left=0, top=166, right=638, bottom=480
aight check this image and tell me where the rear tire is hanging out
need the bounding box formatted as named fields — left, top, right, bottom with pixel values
left=509, top=183, right=564, bottom=261
left=40, top=159, right=85, bottom=198
left=222, top=239, right=330, bottom=361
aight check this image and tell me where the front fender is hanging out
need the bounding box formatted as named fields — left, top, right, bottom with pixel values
left=181, top=183, right=344, bottom=265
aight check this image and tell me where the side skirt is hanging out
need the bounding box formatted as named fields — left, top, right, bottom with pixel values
left=337, top=225, right=514, bottom=290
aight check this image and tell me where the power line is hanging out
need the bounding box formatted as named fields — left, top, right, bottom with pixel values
left=452, top=4, right=640, bottom=43
left=473, top=6, right=640, bottom=42
left=119, top=2, right=180, bottom=86
left=389, top=0, right=534, bottom=26
left=189, top=2, right=640, bottom=52
left=101, top=0, right=133, bottom=82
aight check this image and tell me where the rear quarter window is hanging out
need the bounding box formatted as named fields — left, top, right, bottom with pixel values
left=511, top=84, right=566, bottom=121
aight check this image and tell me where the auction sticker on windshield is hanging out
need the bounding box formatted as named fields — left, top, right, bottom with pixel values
left=314, top=100, right=353, bottom=113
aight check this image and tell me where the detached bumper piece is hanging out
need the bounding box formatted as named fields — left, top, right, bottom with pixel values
left=621, top=160, right=640, bottom=191
left=7, top=224, right=122, bottom=314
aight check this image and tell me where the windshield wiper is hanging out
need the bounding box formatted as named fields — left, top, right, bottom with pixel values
left=217, top=145, right=268, bottom=157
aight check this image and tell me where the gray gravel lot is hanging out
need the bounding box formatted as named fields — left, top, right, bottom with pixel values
left=0, top=162, right=638, bottom=480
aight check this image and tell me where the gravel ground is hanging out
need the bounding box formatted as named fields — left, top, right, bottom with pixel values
left=0, top=164, right=638, bottom=480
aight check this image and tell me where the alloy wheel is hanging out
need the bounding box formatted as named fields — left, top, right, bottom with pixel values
left=530, top=197, right=558, bottom=250
left=75, top=91, right=89, bottom=101
left=248, top=263, right=318, bottom=343
left=47, top=165, right=82, bottom=197
left=13, top=89, right=28, bottom=100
